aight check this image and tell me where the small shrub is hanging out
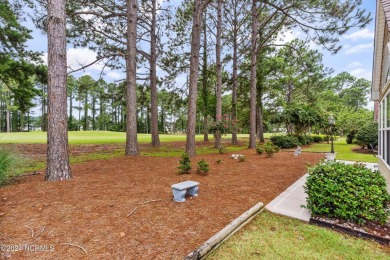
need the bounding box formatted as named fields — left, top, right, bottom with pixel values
left=178, top=153, right=191, bottom=174
left=311, top=135, right=323, bottom=143
left=238, top=155, right=246, bottom=162
left=196, top=159, right=209, bottom=174
left=0, top=149, right=15, bottom=186
left=216, top=159, right=222, bottom=164
left=355, top=122, right=378, bottom=149
left=346, top=130, right=357, bottom=144
left=270, top=135, right=299, bottom=148
left=256, top=147, right=264, bottom=155
left=263, top=142, right=279, bottom=158
left=304, top=161, right=390, bottom=225
left=218, top=146, right=227, bottom=154
left=324, top=135, right=339, bottom=142
left=297, top=135, right=313, bottom=145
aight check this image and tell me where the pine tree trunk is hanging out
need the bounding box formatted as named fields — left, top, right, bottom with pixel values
left=150, top=0, right=160, bottom=146
left=46, top=0, right=72, bottom=181
left=125, top=0, right=139, bottom=156
left=84, top=93, right=88, bottom=130
left=186, top=0, right=204, bottom=157
left=231, top=0, right=239, bottom=145
left=257, top=106, right=264, bottom=142
left=6, top=109, right=10, bottom=133
left=214, top=0, right=222, bottom=148
left=92, top=95, right=96, bottom=130
left=69, top=90, right=73, bottom=129
left=202, top=10, right=209, bottom=142
left=248, top=0, right=258, bottom=149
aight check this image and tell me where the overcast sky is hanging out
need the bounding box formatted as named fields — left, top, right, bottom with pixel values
left=24, top=1, right=376, bottom=88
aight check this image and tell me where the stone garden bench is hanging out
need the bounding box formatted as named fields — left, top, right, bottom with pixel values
left=171, top=181, right=199, bottom=202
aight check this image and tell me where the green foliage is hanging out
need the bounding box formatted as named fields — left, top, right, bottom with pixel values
left=304, top=161, right=390, bottom=225
left=196, top=159, right=209, bottom=174
left=346, top=129, right=357, bottom=144
left=218, top=145, right=227, bottom=154
left=355, top=122, right=378, bottom=149
left=263, top=142, right=280, bottom=158
left=256, top=147, right=264, bottom=155
left=178, top=153, right=191, bottom=174
left=0, top=149, right=15, bottom=186
left=297, top=135, right=313, bottom=146
left=209, top=114, right=231, bottom=136
left=271, top=105, right=321, bottom=136
left=311, top=135, right=323, bottom=143
left=270, top=135, right=300, bottom=148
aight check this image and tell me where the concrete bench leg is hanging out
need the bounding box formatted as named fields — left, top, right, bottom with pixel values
left=186, top=186, right=198, bottom=197
left=172, top=188, right=186, bottom=202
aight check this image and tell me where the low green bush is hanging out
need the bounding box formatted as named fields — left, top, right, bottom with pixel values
left=178, top=153, right=191, bottom=174
left=218, top=146, right=227, bottom=154
left=270, top=135, right=299, bottom=148
left=355, top=122, right=378, bottom=149
left=0, top=149, right=15, bottom=186
left=263, top=142, right=280, bottom=158
left=311, top=135, right=323, bottom=143
left=297, top=135, right=313, bottom=145
left=304, top=161, right=390, bottom=225
left=196, top=159, right=209, bottom=174
left=256, top=147, right=264, bottom=155
left=323, top=135, right=339, bottom=142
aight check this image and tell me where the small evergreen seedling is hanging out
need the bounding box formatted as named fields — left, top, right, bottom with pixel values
left=263, top=142, right=279, bottom=158
left=178, top=153, right=191, bottom=174
left=256, top=147, right=264, bottom=155
left=196, top=159, right=209, bottom=174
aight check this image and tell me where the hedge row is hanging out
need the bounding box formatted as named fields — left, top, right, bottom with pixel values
left=270, top=135, right=324, bottom=148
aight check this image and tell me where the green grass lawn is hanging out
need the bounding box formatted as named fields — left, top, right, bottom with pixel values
left=302, top=138, right=378, bottom=163
left=0, top=131, right=195, bottom=144
left=0, top=131, right=273, bottom=145
left=207, top=211, right=390, bottom=260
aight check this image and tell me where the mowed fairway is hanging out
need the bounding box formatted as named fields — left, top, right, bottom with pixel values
left=0, top=131, right=266, bottom=144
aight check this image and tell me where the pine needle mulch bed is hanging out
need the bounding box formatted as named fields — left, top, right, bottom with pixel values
left=0, top=149, right=322, bottom=259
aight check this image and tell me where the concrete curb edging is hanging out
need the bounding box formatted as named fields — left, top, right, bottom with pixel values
left=184, top=202, right=264, bottom=260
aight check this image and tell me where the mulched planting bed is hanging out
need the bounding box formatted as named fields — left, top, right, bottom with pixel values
left=0, top=148, right=322, bottom=259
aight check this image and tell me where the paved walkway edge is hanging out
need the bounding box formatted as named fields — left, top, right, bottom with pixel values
left=184, top=202, right=264, bottom=260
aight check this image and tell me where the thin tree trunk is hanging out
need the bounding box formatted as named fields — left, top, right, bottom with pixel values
left=6, top=109, right=10, bottom=133
left=231, top=3, right=238, bottom=145
left=125, top=0, right=139, bottom=156
left=214, top=0, right=222, bottom=148
left=69, top=89, right=73, bottom=129
left=92, top=95, right=96, bottom=130
left=186, top=0, right=206, bottom=157
left=78, top=100, right=81, bottom=131
left=146, top=106, right=149, bottom=134
left=27, top=112, right=30, bottom=132
left=257, top=81, right=265, bottom=142
left=257, top=106, right=264, bottom=142
left=150, top=0, right=160, bottom=146
left=248, top=0, right=258, bottom=149
left=202, top=10, right=209, bottom=142
left=84, top=93, right=88, bottom=130
left=46, top=0, right=72, bottom=180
